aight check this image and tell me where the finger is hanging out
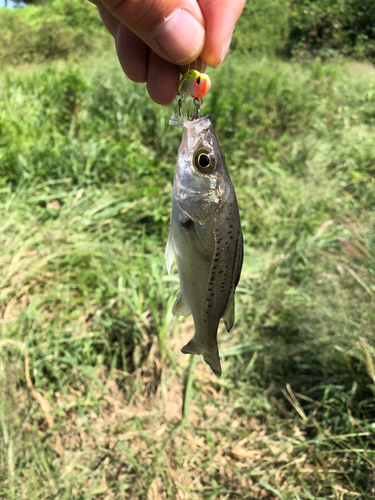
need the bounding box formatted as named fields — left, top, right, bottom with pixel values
left=199, top=0, right=247, bottom=67
left=147, top=51, right=180, bottom=106
left=115, top=24, right=148, bottom=83
left=92, top=0, right=120, bottom=36
left=97, top=0, right=205, bottom=65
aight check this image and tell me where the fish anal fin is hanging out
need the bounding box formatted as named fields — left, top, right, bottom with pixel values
left=172, top=292, right=191, bottom=316
left=165, top=227, right=175, bottom=275
left=222, top=292, right=235, bottom=332
left=181, top=338, right=222, bottom=377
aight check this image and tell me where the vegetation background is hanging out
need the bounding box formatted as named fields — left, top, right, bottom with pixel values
left=1, top=0, right=375, bottom=498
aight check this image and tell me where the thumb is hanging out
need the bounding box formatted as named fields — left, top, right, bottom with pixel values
left=97, top=0, right=205, bottom=65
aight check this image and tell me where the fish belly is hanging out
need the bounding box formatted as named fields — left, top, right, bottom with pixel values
left=171, top=198, right=216, bottom=342
left=171, top=196, right=242, bottom=376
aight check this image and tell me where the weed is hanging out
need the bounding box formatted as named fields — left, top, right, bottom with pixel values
left=1, top=50, right=375, bottom=500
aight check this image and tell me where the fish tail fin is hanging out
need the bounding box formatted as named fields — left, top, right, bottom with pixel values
left=181, top=338, right=202, bottom=356
left=203, top=351, right=222, bottom=378
left=181, top=338, right=222, bottom=378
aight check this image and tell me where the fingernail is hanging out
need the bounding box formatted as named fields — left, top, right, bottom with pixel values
left=212, top=30, right=233, bottom=68
left=152, top=9, right=205, bottom=65
left=222, top=31, right=233, bottom=62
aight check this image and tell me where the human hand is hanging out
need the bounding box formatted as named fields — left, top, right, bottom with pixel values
left=90, top=0, right=246, bottom=105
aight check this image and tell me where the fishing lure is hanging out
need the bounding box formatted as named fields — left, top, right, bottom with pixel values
left=172, top=68, right=210, bottom=123
left=178, top=69, right=211, bottom=100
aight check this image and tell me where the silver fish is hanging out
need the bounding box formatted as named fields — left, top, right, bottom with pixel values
left=165, top=116, right=243, bottom=377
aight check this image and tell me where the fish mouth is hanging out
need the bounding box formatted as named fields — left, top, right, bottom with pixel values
left=183, top=116, right=211, bottom=132
left=176, top=186, right=212, bottom=196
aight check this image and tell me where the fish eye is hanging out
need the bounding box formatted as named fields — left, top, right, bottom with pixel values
left=194, top=148, right=216, bottom=174
left=196, top=76, right=201, bottom=85
left=198, top=153, right=210, bottom=168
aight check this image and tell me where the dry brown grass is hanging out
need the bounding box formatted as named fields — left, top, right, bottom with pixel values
left=2, top=317, right=372, bottom=500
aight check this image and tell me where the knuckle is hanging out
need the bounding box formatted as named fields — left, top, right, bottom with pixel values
left=112, top=0, right=167, bottom=32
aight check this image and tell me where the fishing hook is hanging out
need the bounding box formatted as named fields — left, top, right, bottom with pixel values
left=192, top=97, right=203, bottom=120
left=175, top=93, right=184, bottom=117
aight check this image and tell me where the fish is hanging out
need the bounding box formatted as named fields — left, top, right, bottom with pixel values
left=165, top=116, right=243, bottom=377
left=178, top=69, right=211, bottom=99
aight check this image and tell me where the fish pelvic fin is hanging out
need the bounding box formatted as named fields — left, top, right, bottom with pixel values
left=181, top=338, right=222, bottom=377
left=172, top=292, right=191, bottom=316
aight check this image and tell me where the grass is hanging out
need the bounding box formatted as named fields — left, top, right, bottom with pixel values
left=1, top=54, right=375, bottom=498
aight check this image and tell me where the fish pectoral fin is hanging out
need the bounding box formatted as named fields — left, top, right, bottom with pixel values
left=178, top=212, right=192, bottom=227
left=222, top=292, right=235, bottom=332
left=165, top=226, right=175, bottom=275
left=172, top=292, right=191, bottom=316
left=181, top=338, right=222, bottom=377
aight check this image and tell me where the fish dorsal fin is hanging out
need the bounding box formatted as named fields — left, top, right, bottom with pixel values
left=222, top=291, right=235, bottom=332
left=165, top=226, right=175, bottom=275
left=234, top=231, right=244, bottom=289
left=222, top=227, right=243, bottom=331
left=172, top=292, right=191, bottom=316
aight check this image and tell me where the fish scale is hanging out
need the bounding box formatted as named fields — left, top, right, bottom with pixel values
left=165, top=116, right=243, bottom=377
